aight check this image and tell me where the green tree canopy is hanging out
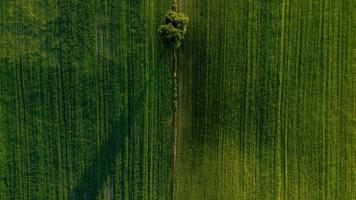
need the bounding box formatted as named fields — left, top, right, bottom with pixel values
left=158, top=10, right=189, bottom=49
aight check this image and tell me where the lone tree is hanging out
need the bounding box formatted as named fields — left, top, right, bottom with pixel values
left=158, top=10, right=189, bottom=49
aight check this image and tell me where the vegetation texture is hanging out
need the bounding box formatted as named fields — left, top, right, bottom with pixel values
left=175, top=0, right=355, bottom=199
left=0, top=0, right=174, bottom=199
left=0, top=0, right=355, bottom=200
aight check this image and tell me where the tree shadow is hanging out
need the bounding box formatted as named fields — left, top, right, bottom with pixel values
left=70, top=114, right=127, bottom=200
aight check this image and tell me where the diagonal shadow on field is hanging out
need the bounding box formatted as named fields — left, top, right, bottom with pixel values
left=70, top=115, right=127, bottom=200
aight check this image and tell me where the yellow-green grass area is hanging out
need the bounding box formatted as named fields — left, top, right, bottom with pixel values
left=175, top=0, right=355, bottom=199
left=0, top=1, right=174, bottom=199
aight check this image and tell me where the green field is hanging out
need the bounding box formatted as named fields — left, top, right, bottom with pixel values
left=0, top=1, right=174, bottom=199
left=175, top=0, right=355, bottom=199
left=0, top=0, right=355, bottom=200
